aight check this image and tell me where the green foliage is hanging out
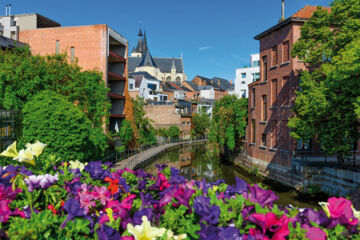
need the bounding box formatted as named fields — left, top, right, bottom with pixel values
left=289, top=1, right=360, bottom=160
left=208, top=95, right=248, bottom=156
left=0, top=47, right=110, bottom=128
left=114, top=119, right=133, bottom=151
left=132, top=97, right=157, bottom=145
left=191, top=112, right=210, bottom=138
left=21, top=90, right=108, bottom=162
left=167, top=125, right=180, bottom=141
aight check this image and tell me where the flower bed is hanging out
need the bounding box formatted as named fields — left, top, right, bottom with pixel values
left=0, top=142, right=360, bottom=239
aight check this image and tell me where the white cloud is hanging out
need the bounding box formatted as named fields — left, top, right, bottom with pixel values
left=198, top=46, right=213, bottom=51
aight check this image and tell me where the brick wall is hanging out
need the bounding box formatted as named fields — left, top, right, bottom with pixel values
left=247, top=21, right=305, bottom=168
left=144, top=105, right=181, bottom=127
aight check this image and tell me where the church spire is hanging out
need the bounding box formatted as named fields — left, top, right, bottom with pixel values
left=171, top=59, right=176, bottom=70
left=143, top=30, right=148, bottom=52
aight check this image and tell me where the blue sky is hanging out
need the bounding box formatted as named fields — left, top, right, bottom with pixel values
left=4, top=0, right=332, bottom=81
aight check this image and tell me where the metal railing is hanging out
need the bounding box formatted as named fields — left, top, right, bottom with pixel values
left=0, top=109, right=21, bottom=151
left=100, top=136, right=207, bottom=164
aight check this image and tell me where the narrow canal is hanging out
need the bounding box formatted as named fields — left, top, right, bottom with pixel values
left=145, top=144, right=327, bottom=209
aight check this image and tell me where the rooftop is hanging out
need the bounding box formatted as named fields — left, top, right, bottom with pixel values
left=254, top=5, right=331, bottom=40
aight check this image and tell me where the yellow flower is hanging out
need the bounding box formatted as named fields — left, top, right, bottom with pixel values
left=26, top=141, right=47, bottom=157
left=0, top=141, right=18, bottom=158
left=69, top=160, right=88, bottom=172
left=127, top=216, right=166, bottom=240
left=319, top=202, right=330, bottom=218
left=15, top=149, right=35, bottom=166
left=352, top=206, right=360, bottom=220
left=105, top=208, right=115, bottom=223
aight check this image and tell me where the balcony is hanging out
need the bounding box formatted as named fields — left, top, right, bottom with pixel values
left=108, top=51, right=126, bottom=63
left=108, top=92, right=125, bottom=100
left=108, top=71, right=126, bottom=81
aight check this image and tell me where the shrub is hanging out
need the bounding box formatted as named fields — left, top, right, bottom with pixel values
left=21, top=90, right=107, bottom=162
left=168, top=125, right=180, bottom=141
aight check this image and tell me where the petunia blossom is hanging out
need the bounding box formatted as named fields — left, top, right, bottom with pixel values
left=127, top=216, right=166, bottom=240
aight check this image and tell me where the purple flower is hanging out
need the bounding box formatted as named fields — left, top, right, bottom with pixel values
left=295, top=208, right=330, bottom=228
left=133, top=208, right=153, bottom=225
left=96, top=224, right=121, bottom=240
left=84, top=161, right=109, bottom=180
left=197, top=223, right=219, bottom=240
left=140, top=192, right=157, bottom=209
left=24, top=174, right=58, bottom=192
left=134, top=169, right=151, bottom=179
left=0, top=185, right=21, bottom=201
left=225, top=177, right=248, bottom=197
left=218, top=227, right=243, bottom=240
left=193, top=196, right=220, bottom=225
left=61, top=199, right=86, bottom=228
left=155, top=164, right=167, bottom=171
left=247, top=184, right=278, bottom=207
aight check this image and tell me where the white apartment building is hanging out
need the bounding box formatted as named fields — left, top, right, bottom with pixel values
left=234, top=53, right=260, bottom=98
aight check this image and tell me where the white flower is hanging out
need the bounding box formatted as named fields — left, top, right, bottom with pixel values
left=127, top=216, right=166, bottom=240
left=26, top=141, right=47, bottom=157
left=0, top=141, right=18, bottom=158
left=69, top=160, right=88, bottom=172
left=15, top=149, right=36, bottom=166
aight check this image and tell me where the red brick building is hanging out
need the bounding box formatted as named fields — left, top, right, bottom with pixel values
left=19, top=24, right=131, bottom=132
left=246, top=6, right=331, bottom=170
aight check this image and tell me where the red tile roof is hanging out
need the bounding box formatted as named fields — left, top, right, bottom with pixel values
left=292, top=5, right=331, bottom=18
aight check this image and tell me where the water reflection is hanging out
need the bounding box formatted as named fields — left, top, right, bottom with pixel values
left=145, top=144, right=324, bottom=209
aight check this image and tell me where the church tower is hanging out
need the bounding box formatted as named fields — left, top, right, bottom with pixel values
left=131, top=27, right=147, bottom=57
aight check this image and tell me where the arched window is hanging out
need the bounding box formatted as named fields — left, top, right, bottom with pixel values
left=166, top=76, right=171, bottom=82
left=176, top=77, right=181, bottom=82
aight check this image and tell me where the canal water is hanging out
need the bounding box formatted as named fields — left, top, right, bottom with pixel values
left=145, top=144, right=326, bottom=209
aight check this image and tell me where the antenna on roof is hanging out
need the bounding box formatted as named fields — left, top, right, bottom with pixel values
left=281, top=0, right=285, bottom=21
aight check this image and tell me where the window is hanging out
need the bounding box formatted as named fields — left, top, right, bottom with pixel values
left=241, top=81, right=246, bottom=84
left=262, top=56, right=267, bottom=81
left=296, top=139, right=311, bottom=151
left=262, top=95, right=267, bottom=121
left=241, top=73, right=246, bottom=78
left=182, top=122, right=186, bottom=126
left=282, top=76, right=289, bottom=105
left=70, top=47, right=75, bottom=63
left=271, top=120, right=277, bottom=148
left=55, top=40, right=60, bottom=54
left=129, top=83, right=134, bottom=89
left=283, top=41, right=290, bottom=62
left=252, top=60, right=260, bottom=67
left=262, top=134, right=267, bottom=147
left=251, top=119, right=256, bottom=144
left=187, top=122, right=191, bottom=126
left=252, top=73, right=260, bottom=82
left=271, top=79, right=277, bottom=106
left=272, top=46, right=277, bottom=66
left=252, top=88, right=255, bottom=108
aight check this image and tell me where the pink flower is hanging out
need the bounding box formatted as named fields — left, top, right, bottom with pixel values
left=78, top=184, right=96, bottom=214
left=0, top=200, right=12, bottom=223
left=0, top=185, right=21, bottom=200
left=249, top=212, right=290, bottom=240
left=325, top=197, right=358, bottom=226
left=93, top=186, right=111, bottom=206
left=304, top=226, right=327, bottom=240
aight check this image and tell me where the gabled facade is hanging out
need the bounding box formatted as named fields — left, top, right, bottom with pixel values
left=246, top=5, right=331, bottom=171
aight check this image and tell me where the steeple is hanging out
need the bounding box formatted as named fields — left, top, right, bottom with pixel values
left=171, top=59, right=176, bottom=70
left=138, top=28, right=143, bottom=37
left=138, top=48, right=157, bottom=68
left=142, top=30, right=148, bottom=52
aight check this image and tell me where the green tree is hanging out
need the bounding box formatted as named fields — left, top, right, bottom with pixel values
left=21, top=90, right=108, bottom=162
left=168, top=125, right=180, bottom=141
left=0, top=47, right=110, bottom=128
left=191, top=111, right=210, bottom=138
left=208, top=96, right=248, bottom=156
left=132, top=97, right=157, bottom=145
left=115, top=119, right=133, bottom=151
left=289, top=1, right=360, bottom=162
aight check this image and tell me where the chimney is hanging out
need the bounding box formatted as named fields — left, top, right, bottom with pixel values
left=8, top=4, right=11, bottom=16
left=281, top=0, right=285, bottom=21
left=5, top=4, right=8, bottom=16
left=230, top=80, right=233, bottom=85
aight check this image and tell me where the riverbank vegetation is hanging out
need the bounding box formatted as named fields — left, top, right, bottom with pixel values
left=289, top=0, right=360, bottom=162
left=208, top=95, right=248, bottom=157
